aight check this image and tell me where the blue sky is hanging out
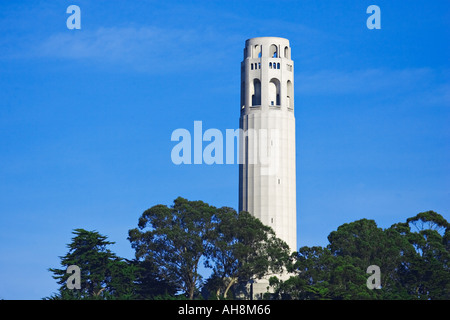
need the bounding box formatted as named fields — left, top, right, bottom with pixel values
left=0, top=0, right=449, bottom=299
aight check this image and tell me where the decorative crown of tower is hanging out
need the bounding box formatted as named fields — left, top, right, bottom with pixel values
left=241, top=37, right=294, bottom=113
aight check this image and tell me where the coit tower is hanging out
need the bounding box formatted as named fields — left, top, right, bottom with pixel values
left=239, top=37, right=297, bottom=253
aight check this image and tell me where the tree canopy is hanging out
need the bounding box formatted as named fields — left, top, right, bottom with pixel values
left=48, top=203, right=449, bottom=300
left=205, top=207, right=290, bottom=299
left=272, top=211, right=450, bottom=300
left=128, top=197, right=217, bottom=299
left=127, top=197, right=289, bottom=299
left=47, top=229, right=139, bottom=299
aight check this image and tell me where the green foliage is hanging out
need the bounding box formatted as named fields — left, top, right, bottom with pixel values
left=128, top=197, right=217, bottom=300
left=128, top=198, right=290, bottom=300
left=47, top=229, right=139, bottom=300
left=398, top=211, right=450, bottom=299
left=47, top=204, right=449, bottom=300
left=205, top=208, right=290, bottom=299
left=132, top=259, right=178, bottom=299
left=271, top=211, right=450, bottom=300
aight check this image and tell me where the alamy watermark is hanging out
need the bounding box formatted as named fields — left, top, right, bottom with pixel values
left=366, top=265, right=381, bottom=290
left=66, top=265, right=81, bottom=290
left=66, top=5, right=81, bottom=30
left=170, top=121, right=280, bottom=175
left=367, top=5, right=381, bottom=30
left=65, top=4, right=379, bottom=31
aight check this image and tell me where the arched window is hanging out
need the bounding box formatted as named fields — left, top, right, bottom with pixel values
left=287, top=80, right=293, bottom=109
left=251, top=78, right=261, bottom=106
left=270, top=44, right=278, bottom=58
left=253, top=45, right=261, bottom=59
left=277, top=63, right=280, bottom=69
left=251, top=63, right=254, bottom=70
left=284, top=46, right=289, bottom=59
left=269, top=78, right=281, bottom=106
left=269, top=62, right=272, bottom=69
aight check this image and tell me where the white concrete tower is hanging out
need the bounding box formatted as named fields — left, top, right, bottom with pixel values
left=239, top=37, right=297, bottom=253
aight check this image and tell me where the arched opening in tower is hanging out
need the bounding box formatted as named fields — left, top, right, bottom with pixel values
left=251, top=78, right=261, bottom=106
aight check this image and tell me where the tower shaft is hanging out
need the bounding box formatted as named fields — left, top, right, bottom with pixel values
left=239, top=37, right=296, bottom=252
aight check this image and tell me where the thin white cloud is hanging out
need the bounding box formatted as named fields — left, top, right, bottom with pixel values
left=7, top=23, right=450, bottom=108
left=297, top=68, right=435, bottom=95
left=296, top=67, right=450, bottom=108
left=34, top=25, right=238, bottom=73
